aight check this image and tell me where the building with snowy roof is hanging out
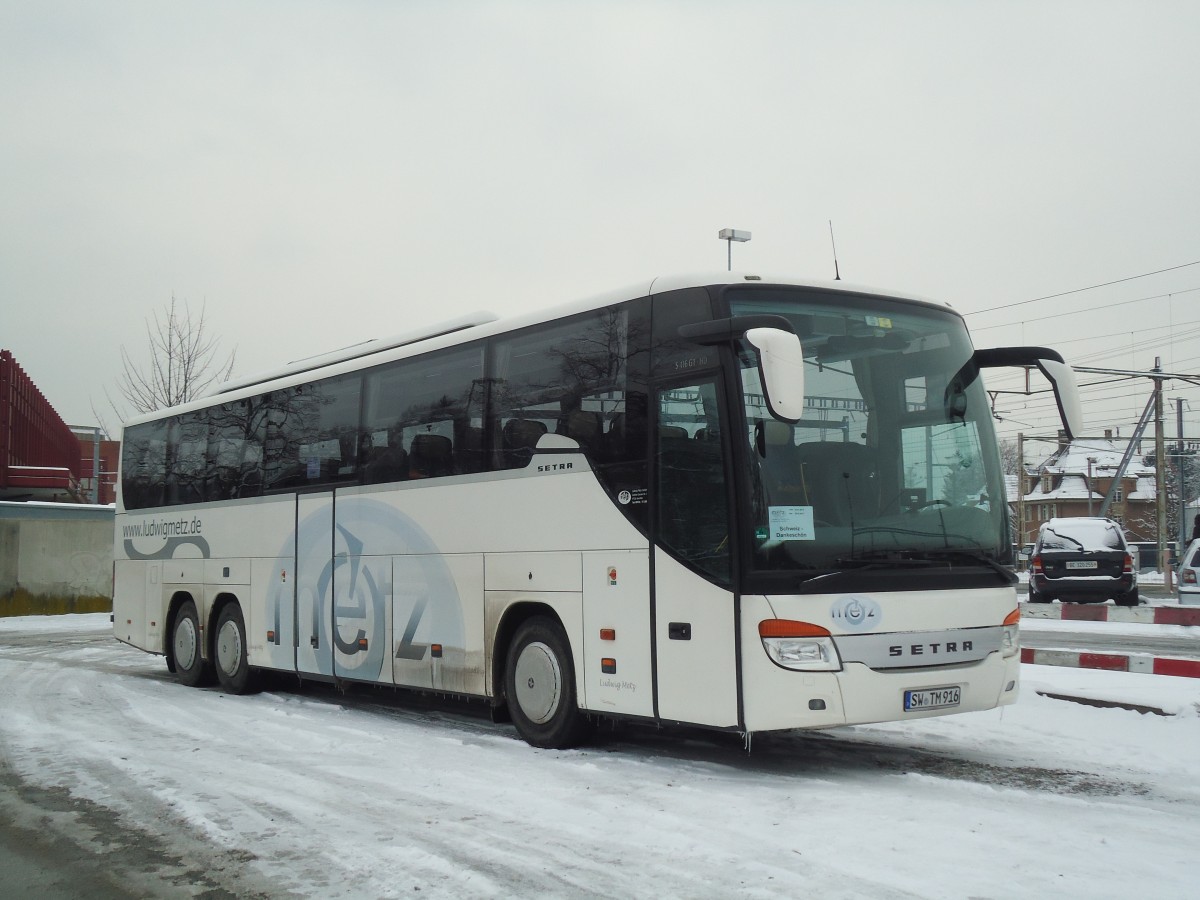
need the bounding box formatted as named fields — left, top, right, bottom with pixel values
left=1015, top=430, right=1157, bottom=545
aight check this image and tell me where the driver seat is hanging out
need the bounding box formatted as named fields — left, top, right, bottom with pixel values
left=795, top=441, right=878, bottom=526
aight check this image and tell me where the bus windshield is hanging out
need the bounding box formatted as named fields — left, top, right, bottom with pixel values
left=727, top=288, right=1009, bottom=583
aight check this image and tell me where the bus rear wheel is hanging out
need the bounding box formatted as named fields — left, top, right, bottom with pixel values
left=214, top=603, right=257, bottom=694
left=505, top=616, right=588, bottom=749
left=172, top=600, right=209, bottom=687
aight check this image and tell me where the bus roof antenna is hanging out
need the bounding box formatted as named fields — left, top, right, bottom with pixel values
left=828, top=220, right=841, bottom=281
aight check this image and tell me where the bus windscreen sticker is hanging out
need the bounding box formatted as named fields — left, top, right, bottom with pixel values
left=769, top=505, right=816, bottom=541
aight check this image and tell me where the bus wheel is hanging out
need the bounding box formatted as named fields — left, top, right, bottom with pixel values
left=214, top=603, right=257, bottom=694
left=505, top=616, right=588, bottom=749
left=172, top=600, right=208, bottom=687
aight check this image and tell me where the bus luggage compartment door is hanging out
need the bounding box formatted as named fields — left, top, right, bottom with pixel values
left=653, top=547, right=739, bottom=728
left=295, top=492, right=335, bottom=677
left=582, top=549, right=653, bottom=718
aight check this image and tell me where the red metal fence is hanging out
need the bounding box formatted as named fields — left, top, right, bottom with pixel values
left=1, top=349, right=81, bottom=493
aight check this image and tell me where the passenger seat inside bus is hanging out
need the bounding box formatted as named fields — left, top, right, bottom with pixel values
left=408, top=433, right=453, bottom=479
left=757, top=420, right=806, bottom=506
left=557, top=409, right=602, bottom=451
left=658, top=425, right=690, bottom=441
left=365, top=432, right=408, bottom=483
left=501, top=418, right=547, bottom=468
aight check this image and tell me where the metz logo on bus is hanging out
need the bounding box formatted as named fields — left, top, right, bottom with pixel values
left=830, top=596, right=881, bottom=632
left=265, top=498, right=465, bottom=680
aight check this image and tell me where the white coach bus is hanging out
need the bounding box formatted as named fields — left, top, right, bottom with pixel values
left=113, top=273, right=1082, bottom=748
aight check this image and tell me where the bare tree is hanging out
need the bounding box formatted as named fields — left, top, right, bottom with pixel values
left=998, top=438, right=1020, bottom=476
left=107, top=295, right=237, bottom=419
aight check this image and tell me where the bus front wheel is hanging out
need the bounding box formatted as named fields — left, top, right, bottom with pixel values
left=214, top=603, right=257, bottom=694
left=172, top=600, right=209, bottom=687
left=505, top=616, right=588, bottom=749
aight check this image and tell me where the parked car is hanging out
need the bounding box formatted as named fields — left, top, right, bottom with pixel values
left=1028, top=517, right=1139, bottom=606
left=1179, top=538, right=1200, bottom=606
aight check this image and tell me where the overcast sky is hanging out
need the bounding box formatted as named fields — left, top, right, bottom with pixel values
left=3, top=0, right=1198, bottom=458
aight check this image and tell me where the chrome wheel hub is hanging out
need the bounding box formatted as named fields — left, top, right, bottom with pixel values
left=513, top=641, right=561, bottom=724
left=216, top=618, right=243, bottom=676
left=174, top=617, right=198, bottom=668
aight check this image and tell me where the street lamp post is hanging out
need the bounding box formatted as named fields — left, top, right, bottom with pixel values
left=718, top=228, right=751, bottom=271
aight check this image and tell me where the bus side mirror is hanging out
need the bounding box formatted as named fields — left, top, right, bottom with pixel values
left=744, top=327, right=805, bottom=424
left=1033, top=356, right=1084, bottom=441
left=677, top=315, right=806, bottom=425
left=963, top=346, right=1084, bottom=440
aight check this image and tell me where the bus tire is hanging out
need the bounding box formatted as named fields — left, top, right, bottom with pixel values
left=505, top=616, right=588, bottom=749
left=214, top=603, right=257, bottom=694
left=172, top=600, right=209, bottom=688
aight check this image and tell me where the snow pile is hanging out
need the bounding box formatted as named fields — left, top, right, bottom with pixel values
left=1, top=614, right=1198, bottom=898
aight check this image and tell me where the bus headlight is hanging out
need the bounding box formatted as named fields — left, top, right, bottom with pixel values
left=759, top=620, right=842, bottom=672
left=1001, top=608, right=1020, bottom=658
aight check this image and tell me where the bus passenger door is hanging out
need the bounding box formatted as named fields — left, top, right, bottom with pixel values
left=652, top=380, right=740, bottom=728
left=295, top=491, right=334, bottom=677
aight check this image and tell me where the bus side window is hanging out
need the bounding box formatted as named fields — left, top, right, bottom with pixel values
left=165, top=413, right=207, bottom=505
left=362, top=346, right=483, bottom=483
left=267, top=374, right=363, bottom=486
left=206, top=400, right=265, bottom=500
left=121, top=421, right=167, bottom=510
left=491, top=305, right=637, bottom=469
left=262, top=386, right=316, bottom=490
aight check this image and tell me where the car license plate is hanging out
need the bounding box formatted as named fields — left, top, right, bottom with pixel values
left=904, top=686, right=961, bottom=711
left=1065, top=560, right=1098, bottom=570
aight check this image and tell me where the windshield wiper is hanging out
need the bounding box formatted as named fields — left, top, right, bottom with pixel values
left=916, top=549, right=1016, bottom=581
left=1043, top=526, right=1085, bottom=551
left=835, top=549, right=1016, bottom=581
left=835, top=550, right=942, bottom=569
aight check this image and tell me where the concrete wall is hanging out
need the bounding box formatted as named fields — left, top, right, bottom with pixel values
left=0, top=502, right=114, bottom=616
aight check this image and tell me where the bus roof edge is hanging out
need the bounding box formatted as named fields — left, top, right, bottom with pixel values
left=215, top=310, right=500, bottom=395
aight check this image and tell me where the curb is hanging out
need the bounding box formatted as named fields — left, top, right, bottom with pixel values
left=1034, top=691, right=1172, bottom=716
left=1019, top=603, right=1200, bottom=626
left=1021, top=647, right=1200, bottom=679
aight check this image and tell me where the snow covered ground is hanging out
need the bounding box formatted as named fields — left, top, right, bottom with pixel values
left=2, top=614, right=1198, bottom=899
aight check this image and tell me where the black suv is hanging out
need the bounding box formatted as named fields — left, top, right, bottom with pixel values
left=1028, top=517, right=1139, bottom=606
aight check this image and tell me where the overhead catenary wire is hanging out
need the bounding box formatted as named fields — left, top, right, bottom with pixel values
left=949, top=263, right=1200, bottom=451
left=981, top=318, right=1200, bottom=346
left=964, top=262, right=1200, bottom=316
left=987, top=373, right=1200, bottom=436
left=970, top=286, right=1200, bottom=330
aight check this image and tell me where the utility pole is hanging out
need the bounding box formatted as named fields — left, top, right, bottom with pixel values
left=1078, top=360, right=1196, bottom=582
left=1016, top=432, right=1026, bottom=547
left=1179, top=397, right=1187, bottom=550
left=1154, top=358, right=1171, bottom=590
